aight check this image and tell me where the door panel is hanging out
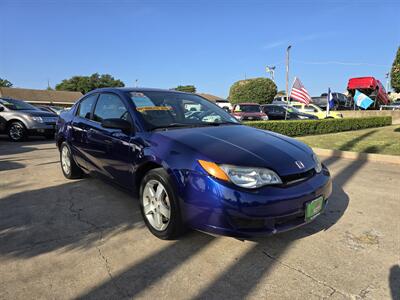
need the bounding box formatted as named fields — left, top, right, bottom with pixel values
left=86, top=124, right=133, bottom=187
left=70, top=94, right=98, bottom=169
left=85, top=93, right=135, bottom=188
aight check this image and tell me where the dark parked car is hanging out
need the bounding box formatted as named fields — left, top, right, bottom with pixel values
left=0, top=98, right=58, bottom=141
left=57, top=88, right=332, bottom=239
left=312, top=93, right=352, bottom=110
left=261, top=104, right=318, bottom=120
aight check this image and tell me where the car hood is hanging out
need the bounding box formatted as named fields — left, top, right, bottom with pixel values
left=152, top=125, right=316, bottom=176
left=24, top=110, right=58, bottom=117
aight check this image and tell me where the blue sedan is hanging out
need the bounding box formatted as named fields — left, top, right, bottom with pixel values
left=56, top=88, right=332, bottom=239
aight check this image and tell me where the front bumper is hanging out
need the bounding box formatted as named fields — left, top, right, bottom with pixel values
left=175, top=167, right=332, bottom=238
left=28, top=122, right=56, bottom=136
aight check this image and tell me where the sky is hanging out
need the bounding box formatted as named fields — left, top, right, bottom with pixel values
left=1, top=0, right=399, bottom=98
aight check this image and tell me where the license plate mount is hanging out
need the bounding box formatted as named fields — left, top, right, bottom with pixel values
left=305, top=196, right=324, bottom=221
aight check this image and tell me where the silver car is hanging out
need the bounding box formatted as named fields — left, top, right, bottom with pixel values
left=0, top=98, right=58, bottom=141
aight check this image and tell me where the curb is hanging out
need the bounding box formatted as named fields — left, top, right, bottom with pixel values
left=312, top=147, right=400, bottom=165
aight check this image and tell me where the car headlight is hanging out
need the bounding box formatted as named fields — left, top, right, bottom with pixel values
left=312, top=153, right=322, bottom=173
left=31, top=116, right=43, bottom=123
left=198, top=160, right=282, bottom=189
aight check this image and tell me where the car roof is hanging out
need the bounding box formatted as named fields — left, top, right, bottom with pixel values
left=90, top=87, right=194, bottom=95
left=235, top=102, right=260, bottom=105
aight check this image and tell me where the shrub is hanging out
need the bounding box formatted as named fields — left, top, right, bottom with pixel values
left=243, top=116, right=392, bottom=137
left=229, top=77, right=277, bottom=105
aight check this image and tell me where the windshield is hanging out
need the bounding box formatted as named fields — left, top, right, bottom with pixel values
left=235, top=104, right=260, bottom=113
left=284, top=106, right=301, bottom=113
left=128, top=91, right=240, bottom=130
left=0, top=99, right=39, bottom=111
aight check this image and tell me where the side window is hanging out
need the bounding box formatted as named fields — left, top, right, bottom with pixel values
left=93, top=93, right=129, bottom=123
left=77, top=94, right=97, bottom=119
left=304, top=105, right=315, bottom=113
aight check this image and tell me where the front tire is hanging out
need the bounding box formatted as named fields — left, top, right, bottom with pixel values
left=60, top=142, right=82, bottom=179
left=7, top=121, right=27, bottom=142
left=139, top=168, right=185, bottom=239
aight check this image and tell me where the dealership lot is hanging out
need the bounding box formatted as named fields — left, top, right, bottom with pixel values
left=0, top=137, right=399, bottom=299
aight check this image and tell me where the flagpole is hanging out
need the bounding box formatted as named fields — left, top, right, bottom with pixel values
left=326, top=88, right=330, bottom=118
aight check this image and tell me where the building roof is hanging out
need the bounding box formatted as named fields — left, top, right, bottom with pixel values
left=197, top=93, right=223, bottom=102
left=0, top=87, right=83, bottom=105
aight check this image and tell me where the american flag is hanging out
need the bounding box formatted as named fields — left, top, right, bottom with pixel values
left=290, top=77, right=312, bottom=105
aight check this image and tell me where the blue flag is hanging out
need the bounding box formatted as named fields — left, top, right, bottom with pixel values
left=327, top=88, right=335, bottom=109
left=354, top=90, right=374, bottom=110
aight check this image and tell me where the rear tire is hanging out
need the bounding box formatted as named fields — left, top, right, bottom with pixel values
left=60, top=142, right=82, bottom=179
left=7, top=121, right=27, bottom=142
left=139, top=168, right=186, bottom=239
left=44, top=134, right=54, bottom=140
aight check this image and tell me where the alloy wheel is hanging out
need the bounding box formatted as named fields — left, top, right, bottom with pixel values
left=9, top=124, right=24, bottom=141
left=61, top=146, right=71, bottom=175
left=142, top=179, right=171, bottom=231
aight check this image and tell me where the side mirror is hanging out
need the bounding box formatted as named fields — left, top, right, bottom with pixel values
left=101, top=118, right=132, bottom=134
left=0, top=106, right=4, bottom=112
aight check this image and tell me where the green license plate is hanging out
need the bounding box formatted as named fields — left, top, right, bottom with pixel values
left=305, top=196, right=324, bottom=221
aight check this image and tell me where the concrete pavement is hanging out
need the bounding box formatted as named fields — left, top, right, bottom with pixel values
left=0, top=136, right=399, bottom=299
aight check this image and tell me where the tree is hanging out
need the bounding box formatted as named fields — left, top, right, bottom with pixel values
left=55, top=73, right=125, bottom=94
left=229, top=77, right=277, bottom=105
left=0, top=78, right=13, bottom=87
left=173, top=85, right=196, bottom=93
left=391, top=47, right=400, bottom=92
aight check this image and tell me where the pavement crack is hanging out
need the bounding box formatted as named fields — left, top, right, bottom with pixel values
left=261, top=250, right=348, bottom=298
left=67, top=190, right=131, bottom=298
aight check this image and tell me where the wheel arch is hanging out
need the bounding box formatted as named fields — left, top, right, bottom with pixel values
left=134, top=161, right=164, bottom=192
left=6, top=118, right=27, bottom=129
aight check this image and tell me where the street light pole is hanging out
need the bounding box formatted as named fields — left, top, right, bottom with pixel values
left=285, top=45, right=292, bottom=120
left=286, top=45, right=292, bottom=103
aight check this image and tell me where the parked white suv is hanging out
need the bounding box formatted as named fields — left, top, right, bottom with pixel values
left=215, top=99, right=232, bottom=112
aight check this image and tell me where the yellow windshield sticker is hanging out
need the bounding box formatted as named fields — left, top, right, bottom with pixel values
left=136, top=106, right=172, bottom=112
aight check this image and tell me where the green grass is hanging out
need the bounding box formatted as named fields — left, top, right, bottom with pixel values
left=297, top=125, right=400, bottom=156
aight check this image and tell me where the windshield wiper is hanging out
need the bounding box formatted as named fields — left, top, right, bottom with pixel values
left=151, top=121, right=240, bottom=131
left=198, top=121, right=241, bottom=126
left=151, top=123, right=195, bottom=131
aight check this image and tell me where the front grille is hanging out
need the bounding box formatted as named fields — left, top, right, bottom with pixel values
left=280, top=168, right=316, bottom=185
left=230, top=210, right=305, bottom=231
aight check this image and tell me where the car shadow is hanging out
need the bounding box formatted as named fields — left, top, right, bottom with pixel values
left=0, top=158, right=25, bottom=171
left=389, top=265, right=400, bottom=300
left=0, top=135, right=55, bottom=156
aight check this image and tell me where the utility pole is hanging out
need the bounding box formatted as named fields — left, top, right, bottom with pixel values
left=286, top=45, right=292, bottom=103
left=285, top=45, right=292, bottom=120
